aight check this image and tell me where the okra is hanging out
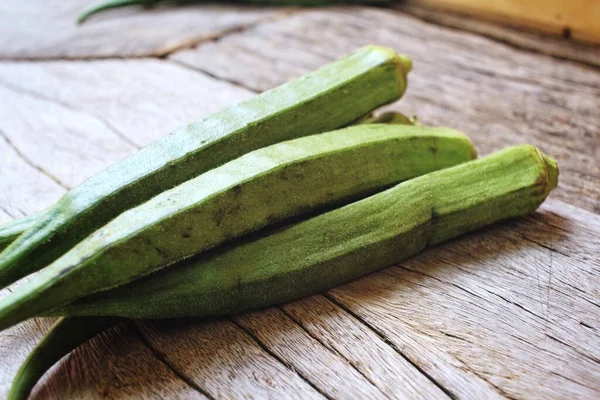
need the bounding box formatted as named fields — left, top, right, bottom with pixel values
left=0, top=112, right=413, bottom=255
left=8, top=317, right=121, bottom=400
left=0, top=125, right=474, bottom=331
left=0, top=210, right=45, bottom=253
left=78, top=0, right=393, bottom=23
left=0, top=113, right=414, bottom=255
left=54, top=145, right=558, bottom=319
left=0, top=46, right=411, bottom=288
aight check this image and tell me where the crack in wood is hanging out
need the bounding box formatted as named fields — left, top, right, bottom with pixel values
left=464, top=368, right=517, bottom=400
left=155, top=9, right=298, bottom=59
left=0, top=205, right=17, bottom=219
left=277, top=305, right=391, bottom=399
left=131, top=321, right=216, bottom=400
left=548, top=370, right=600, bottom=392
left=545, top=333, right=600, bottom=365
left=169, top=58, right=259, bottom=94
left=229, top=317, right=332, bottom=400
left=0, top=9, right=298, bottom=62
left=321, top=293, right=457, bottom=400
left=0, top=79, right=141, bottom=149
left=399, top=264, right=491, bottom=308
left=0, top=127, right=70, bottom=190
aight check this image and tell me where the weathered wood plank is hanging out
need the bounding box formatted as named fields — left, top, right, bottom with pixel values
left=280, top=296, right=451, bottom=398
left=171, top=6, right=600, bottom=213
left=393, top=4, right=600, bottom=68
left=0, top=283, right=203, bottom=399
left=137, top=318, right=325, bottom=399
left=0, top=60, right=254, bottom=148
left=0, top=1, right=283, bottom=59
left=1, top=8, right=599, bottom=398
left=0, top=84, right=137, bottom=189
left=30, top=322, right=206, bottom=400
left=0, top=133, right=65, bottom=223
left=234, top=308, right=388, bottom=399
left=326, top=199, right=600, bottom=399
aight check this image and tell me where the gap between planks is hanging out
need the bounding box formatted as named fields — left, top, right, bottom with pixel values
left=1, top=5, right=598, bottom=74
left=132, top=321, right=215, bottom=399
left=387, top=4, right=600, bottom=70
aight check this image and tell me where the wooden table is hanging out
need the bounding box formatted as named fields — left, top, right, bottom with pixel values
left=1, top=2, right=599, bottom=398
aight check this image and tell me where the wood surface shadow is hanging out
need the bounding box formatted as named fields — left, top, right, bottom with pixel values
left=29, top=209, right=574, bottom=398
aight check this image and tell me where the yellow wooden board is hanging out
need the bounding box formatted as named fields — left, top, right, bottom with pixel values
left=409, top=0, right=600, bottom=43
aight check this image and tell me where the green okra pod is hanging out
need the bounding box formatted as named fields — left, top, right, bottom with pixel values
left=0, top=112, right=413, bottom=254
left=7, top=317, right=121, bottom=400
left=0, top=46, right=411, bottom=289
left=55, top=145, right=558, bottom=319
left=0, top=210, right=45, bottom=253
left=0, top=124, right=474, bottom=331
left=78, top=0, right=394, bottom=24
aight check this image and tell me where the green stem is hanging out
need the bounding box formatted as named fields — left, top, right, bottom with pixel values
left=8, top=317, right=121, bottom=400
left=78, top=0, right=157, bottom=23
left=78, top=0, right=393, bottom=23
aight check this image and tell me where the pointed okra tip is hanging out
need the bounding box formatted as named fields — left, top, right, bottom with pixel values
left=362, top=45, right=412, bottom=99
left=362, top=45, right=412, bottom=76
left=540, top=151, right=559, bottom=192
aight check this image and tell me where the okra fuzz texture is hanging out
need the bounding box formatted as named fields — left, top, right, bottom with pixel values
left=0, top=124, right=474, bottom=332
left=56, top=145, right=558, bottom=319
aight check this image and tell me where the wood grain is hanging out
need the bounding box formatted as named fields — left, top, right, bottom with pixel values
left=234, top=308, right=388, bottom=399
left=326, top=199, right=600, bottom=399
left=280, top=297, right=450, bottom=398
left=171, top=6, right=600, bottom=213
left=1, top=5, right=599, bottom=399
left=136, top=318, right=324, bottom=399
left=0, top=84, right=136, bottom=189
left=0, top=1, right=284, bottom=60
left=31, top=322, right=206, bottom=400
left=0, top=133, right=65, bottom=223
left=0, top=60, right=254, bottom=148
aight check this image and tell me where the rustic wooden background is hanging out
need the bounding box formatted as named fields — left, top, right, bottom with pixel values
left=1, top=1, right=599, bottom=399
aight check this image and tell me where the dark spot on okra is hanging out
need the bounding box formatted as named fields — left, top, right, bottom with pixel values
left=213, top=208, right=226, bottom=227
left=431, top=208, right=440, bottom=222
left=429, top=146, right=438, bottom=153
left=58, top=265, right=76, bottom=277
left=231, top=185, right=243, bottom=196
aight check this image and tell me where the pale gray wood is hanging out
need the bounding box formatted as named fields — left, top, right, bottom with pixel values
left=137, top=318, right=325, bottom=399
left=0, top=84, right=137, bottom=189
left=326, top=199, right=600, bottom=399
left=0, top=1, right=284, bottom=59
left=31, top=323, right=206, bottom=400
left=0, top=132, right=65, bottom=224
left=171, top=6, right=600, bottom=213
left=0, top=59, right=254, bottom=148
left=234, top=308, right=388, bottom=399
left=281, top=295, right=451, bottom=399
left=1, top=6, right=599, bottom=398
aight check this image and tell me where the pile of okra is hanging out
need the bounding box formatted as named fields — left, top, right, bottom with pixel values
left=0, top=46, right=558, bottom=400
